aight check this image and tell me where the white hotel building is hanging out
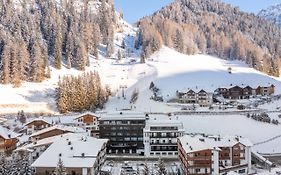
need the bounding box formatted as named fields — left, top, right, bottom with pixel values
left=143, top=117, right=185, bottom=157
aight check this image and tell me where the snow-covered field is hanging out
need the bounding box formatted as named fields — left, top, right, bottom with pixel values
left=0, top=15, right=280, bottom=114
left=105, top=46, right=281, bottom=113
left=1, top=18, right=281, bottom=155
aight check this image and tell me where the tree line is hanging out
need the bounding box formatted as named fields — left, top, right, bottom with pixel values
left=136, top=0, right=281, bottom=77
left=56, top=71, right=110, bottom=113
left=0, top=0, right=116, bottom=87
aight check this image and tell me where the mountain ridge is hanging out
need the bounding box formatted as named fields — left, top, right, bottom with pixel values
left=137, top=0, right=281, bottom=77
left=259, top=3, right=281, bottom=26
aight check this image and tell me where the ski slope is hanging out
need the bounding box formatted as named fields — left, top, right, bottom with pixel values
left=105, top=46, right=281, bottom=113
left=0, top=16, right=281, bottom=114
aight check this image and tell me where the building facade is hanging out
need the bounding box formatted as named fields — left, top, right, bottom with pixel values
left=179, top=89, right=213, bottom=107
left=30, top=125, right=85, bottom=142
left=178, top=135, right=252, bottom=175
left=0, top=126, right=18, bottom=154
left=73, top=112, right=100, bottom=138
left=143, top=118, right=185, bottom=157
left=32, top=133, right=108, bottom=175
left=99, top=112, right=146, bottom=154
left=25, top=119, right=52, bottom=135
left=215, top=84, right=275, bottom=100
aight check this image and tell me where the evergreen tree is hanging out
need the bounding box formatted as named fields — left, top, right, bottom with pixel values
left=54, top=158, right=67, bottom=175
left=54, top=31, right=62, bottom=69
left=1, top=40, right=12, bottom=84
left=157, top=158, right=167, bottom=175
left=143, top=161, right=150, bottom=175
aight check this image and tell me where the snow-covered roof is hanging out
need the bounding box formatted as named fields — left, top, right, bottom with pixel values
left=100, top=111, right=146, bottom=121
left=144, top=118, right=184, bottom=131
left=218, top=83, right=274, bottom=90
left=0, top=117, right=7, bottom=124
left=179, top=134, right=253, bottom=153
left=74, top=112, right=99, bottom=120
left=0, top=125, right=19, bottom=139
left=25, top=118, right=52, bottom=126
left=30, top=125, right=85, bottom=138
left=16, top=134, right=72, bottom=152
left=32, top=133, right=108, bottom=168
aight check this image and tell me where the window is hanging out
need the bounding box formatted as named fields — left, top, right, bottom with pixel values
left=238, top=169, right=246, bottom=173
left=195, top=169, right=200, bottom=173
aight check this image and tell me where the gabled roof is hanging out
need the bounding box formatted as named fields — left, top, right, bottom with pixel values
left=0, top=125, right=19, bottom=139
left=179, top=134, right=252, bottom=153
left=74, top=112, right=99, bottom=120
left=198, top=89, right=207, bottom=93
left=25, top=118, right=52, bottom=126
left=187, top=89, right=196, bottom=94
left=30, top=125, right=85, bottom=138
left=31, top=133, right=108, bottom=168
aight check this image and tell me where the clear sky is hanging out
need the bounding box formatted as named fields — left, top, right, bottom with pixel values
left=114, top=0, right=281, bottom=24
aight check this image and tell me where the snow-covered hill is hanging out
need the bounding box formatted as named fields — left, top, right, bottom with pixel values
left=0, top=16, right=281, bottom=114
left=259, top=4, right=281, bottom=26
left=105, top=46, right=281, bottom=113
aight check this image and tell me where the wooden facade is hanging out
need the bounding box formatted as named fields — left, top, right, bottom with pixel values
left=26, top=119, right=52, bottom=135
left=31, top=128, right=70, bottom=141
left=216, top=84, right=275, bottom=99
left=74, top=113, right=100, bottom=138
left=0, top=135, right=18, bottom=154
left=178, top=136, right=252, bottom=175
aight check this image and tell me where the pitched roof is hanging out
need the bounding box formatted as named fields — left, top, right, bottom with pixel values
left=31, top=133, right=108, bottom=168
left=0, top=125, right=19, bottom=139
left=179, top=134, right=252, bottom=153
left=74, top=112, right=99, bottom=120
left=25, top=118, right=52, bottom=126
left=30, top=125, right=85, bottom=138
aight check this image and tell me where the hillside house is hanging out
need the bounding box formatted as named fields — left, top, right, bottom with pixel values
left=215, top=84, right=275, bottom=100
left=179, top=89, right=213, bottom=107
left=73, top=112, right=100, bottom=138
left=30, top=125, right=85, bottom=142
left=32, top=133, right=108, bottom=175
left=178, top=135, right=252, bottom=175
left=25, top=119, right=52, bottom=135
left=0, top=126, right=19, bottom=154
left=256, top=84, right=275, bottom=96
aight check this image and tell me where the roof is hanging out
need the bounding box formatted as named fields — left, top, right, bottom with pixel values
left=25, top=118, right=52, bottom=126
left=0, top=125, right=19, bottom=139
left=16, top=134, right=71, bottom=152
left=218, top=83, right=275, bottom=90
left=179, top=134, right=253, bottom=153
left=198, top=89, right=207, bottom=93
left=187, top=89, right=196, bottom=94
left=0, top=117, right=7, bottom=124
left=74, top=112, right=99, bottom=120
left=32, top=133, right=108, bottom=168
left=30, top=125, right=85, bottom=138
left=100, top=111, right=146, bottom=121
left=144, top=118, right=184, bottom=131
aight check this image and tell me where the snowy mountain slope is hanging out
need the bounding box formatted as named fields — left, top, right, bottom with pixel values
left=0, top=10, right=281, bottom=115
left=259, top=4, right=281, bottom=26
left=0, top=16, right=141, bottom=114
left=105, top=46, right=281, bottom=113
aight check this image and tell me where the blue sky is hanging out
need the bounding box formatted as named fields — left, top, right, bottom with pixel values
left=114, top=0, right=281, bottom=24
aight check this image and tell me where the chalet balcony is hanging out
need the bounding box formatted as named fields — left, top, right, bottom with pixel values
left=219, top=164, right=248, bottom=173
left=187, top=156, right=212, bottom=161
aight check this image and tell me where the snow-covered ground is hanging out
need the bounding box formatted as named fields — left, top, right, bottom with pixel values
left=105, top=46, right=281, bottom=113
left=0, top=16, right=280, bottom=114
